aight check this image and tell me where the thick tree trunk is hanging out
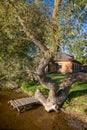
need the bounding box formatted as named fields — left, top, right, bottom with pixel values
left=34, top=54, right=59, bottom=112
left=34, top=56, right=87, bottom=112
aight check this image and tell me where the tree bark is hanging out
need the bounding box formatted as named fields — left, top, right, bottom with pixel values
left=34, top=65, right=87, bottom=112
left=34, top=54, right=59, bottom=112
left=56, top=72, right=87, bottom=107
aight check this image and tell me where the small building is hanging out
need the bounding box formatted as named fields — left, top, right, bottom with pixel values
left=46, top=53, right=81, bottom=74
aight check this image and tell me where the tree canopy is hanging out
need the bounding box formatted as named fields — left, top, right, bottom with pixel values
left=0, top=0, right=87, bottom=57
left=0, top=0, right=87, bottom=89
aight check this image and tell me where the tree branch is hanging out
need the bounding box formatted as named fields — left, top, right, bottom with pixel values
left=36, top=56, right=57, bottom=90
left=52, top=0, right=60, bottom=25
left=35, top=72, right=87, bottom=112
left=51, top=0, right=60, bottom=53
left=10, top=2, right=48, bottom=54
left=56, top=72, right=87, bottom=107
left=59, top=72, right=87, bottom=89
left=17, top=15, right=48, bottom=54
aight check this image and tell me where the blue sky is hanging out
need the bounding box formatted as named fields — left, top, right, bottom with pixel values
left=26, top=0, right=87, bottom=33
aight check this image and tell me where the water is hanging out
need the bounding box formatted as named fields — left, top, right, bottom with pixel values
left=0, top=90, right=87, bottom=130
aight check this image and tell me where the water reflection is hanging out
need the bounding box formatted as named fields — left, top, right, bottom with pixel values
left=0, top=91, right=86, bottom=130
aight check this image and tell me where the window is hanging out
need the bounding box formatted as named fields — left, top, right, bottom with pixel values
left=56, top=63, right=62, bottom=69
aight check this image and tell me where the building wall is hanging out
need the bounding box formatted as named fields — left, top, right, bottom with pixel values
left=46, top=60, right=81, bottom=74
left=72, top=62, right=81, bottom=72
left=55, top=61, right=73, bottom=74
left=45, top=52, right=82, bottom=74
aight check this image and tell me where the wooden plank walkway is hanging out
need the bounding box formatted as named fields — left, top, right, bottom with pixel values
left=8, top=97, right=40, bottom=112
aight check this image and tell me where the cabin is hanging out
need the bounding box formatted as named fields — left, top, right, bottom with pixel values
left=45, top=53, right=81, bottom=74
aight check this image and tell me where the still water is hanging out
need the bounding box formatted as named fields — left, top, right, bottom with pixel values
left=0, top=90, right=87, bottom=130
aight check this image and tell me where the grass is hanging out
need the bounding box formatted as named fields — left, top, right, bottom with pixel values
left=48, top=74, right=87, bottom=116
left=63, top=82, right=87, bottom=116
left=21, top=74, right=66, bottom=96
left=21, top=80, right=49, bottom=96
left=47, top=73, right=66, bottom=84
left=21, top=73, right=87, bottom=116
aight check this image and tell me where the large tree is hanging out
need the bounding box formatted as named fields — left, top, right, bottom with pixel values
left=0, top=0, right=87, bottom=112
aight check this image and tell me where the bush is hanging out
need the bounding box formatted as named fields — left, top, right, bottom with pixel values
left=21, top=81, right=49, bottom=96
left=21, top=81, right=38, bottom=96
left=0, top=56, right=36, bottom=90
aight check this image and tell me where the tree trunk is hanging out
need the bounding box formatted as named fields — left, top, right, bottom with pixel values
left=34, top=56, right=87, bottom=112
left=11, top=0, right=87, bottom=112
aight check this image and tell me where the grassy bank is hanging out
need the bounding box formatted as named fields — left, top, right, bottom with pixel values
left=21, top=74, right=65, bottom=96
left=21, top=74, right=87, bottom=117
left=63, top=82, right=87, bottom=117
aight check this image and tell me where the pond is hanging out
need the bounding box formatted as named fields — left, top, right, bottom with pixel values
left=0, top=90, right=87, bottom=130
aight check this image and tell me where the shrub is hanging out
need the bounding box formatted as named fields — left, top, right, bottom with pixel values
left=21, top=81, right=49, bottom=96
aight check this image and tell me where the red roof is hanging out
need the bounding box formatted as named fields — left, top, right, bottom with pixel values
left=54, top=53, right=74, bottom=60
left=54, top=53, right=81, bottom=64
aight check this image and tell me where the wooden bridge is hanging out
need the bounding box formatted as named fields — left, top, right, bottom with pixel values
left=8, top=97, right=40, bottom=112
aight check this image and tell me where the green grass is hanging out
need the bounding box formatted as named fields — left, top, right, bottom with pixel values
left=63, top=82, right=87, bottom=116
left=47, top=73, right=66, bottom=84
left=21, top=74, right=66, bottom=96
left=21, top=80, right=49, bottom=96
left=21, top=74, right=87, bottom=116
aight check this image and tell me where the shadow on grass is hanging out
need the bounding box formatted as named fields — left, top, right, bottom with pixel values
left=68, top=89, right=87, bottom=101
left=47, top=74, right=66, bottom=84
left=75, top=82, right=87, bottom=86
left=74, top=82, right=87, bottom=87
left=84, top=108, right=87, bottom=115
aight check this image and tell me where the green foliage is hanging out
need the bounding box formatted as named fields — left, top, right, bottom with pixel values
left=0, top=0, right=48, bottom=43
left=21, top=81, right=49, bottom=96
left=0, top=0, right=49, bottom=89
left=0, top=56, right=36, bottom=89
left=21, top=81, right=37, bottom=96
left=69, top=0, right=87, bottom=8
left=0, top=0, right=49, bottom=63
left=58, top=0, right=87, bottom=64
left=63, top=39, right=87, bottom=65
